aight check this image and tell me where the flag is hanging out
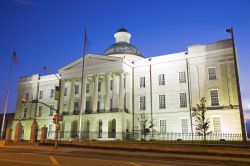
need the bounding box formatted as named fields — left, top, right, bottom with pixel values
left=226, top=28, right=232, bottom=33
left=12, top=49, right=18, bottom=64
left=43, top=66, right=49, bottom=71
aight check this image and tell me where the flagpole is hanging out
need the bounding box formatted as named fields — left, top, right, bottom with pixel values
left=0, top=50, right=15, bottom=139
left=78, top=26, right=87, bottom=140
left=226, top=27, right=247, bottom=142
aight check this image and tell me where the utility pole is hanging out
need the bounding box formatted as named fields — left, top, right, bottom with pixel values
left=226, top=27, right=247, bottom=142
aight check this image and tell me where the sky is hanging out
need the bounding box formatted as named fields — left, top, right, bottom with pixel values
left=0, top=0, right=250, bottom=131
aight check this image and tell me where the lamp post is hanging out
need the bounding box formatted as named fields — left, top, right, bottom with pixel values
left=53, top=74, right=61, bottom=148
left=226, top=27, right=247, bottom=142
left=43, top=67, right=61, bottom=148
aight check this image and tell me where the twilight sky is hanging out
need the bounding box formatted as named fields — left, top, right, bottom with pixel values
left=0, top=0, right=250, bottom=130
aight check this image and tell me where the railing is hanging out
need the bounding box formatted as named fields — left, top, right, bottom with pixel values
left=61, top=109, right=129, bottom=115
left=39, top=131, right=249, bottom=144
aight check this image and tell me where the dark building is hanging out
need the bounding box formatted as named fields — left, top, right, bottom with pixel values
left=0, top=113, right=15, bottom=139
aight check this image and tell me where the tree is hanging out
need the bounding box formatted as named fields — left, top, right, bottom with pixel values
left=192, top=97, right=211, bottom=142
left=137, top=113, right=149, bottom=140
left=136, top=113, right=156, bottom=140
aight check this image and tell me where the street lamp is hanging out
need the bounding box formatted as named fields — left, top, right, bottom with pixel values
left=226, top=27, right=247, bottom=142
left=43, top=67, right=62, bottom=148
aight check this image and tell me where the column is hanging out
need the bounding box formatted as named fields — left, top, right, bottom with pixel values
left=119, top=72, right=125, bottom=111
left=81, top=76, right=87, bottom=114
left=69, top=79, right=76, bottom=114
left=92, top=75, right=99, bottom=113
left=59, top=79, right=65, bottom=113
left=105, top=73, right=111, bottom=112
left=112, top=74, right=118, bottom=111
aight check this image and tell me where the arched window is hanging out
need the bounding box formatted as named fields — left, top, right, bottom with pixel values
left=98, top=121, right=102, bottom=138
left=84, top=120, right=90, bottom=139
left=71, top=121, right=78, bottom=139
left=60, top=122, right=65, bottom=139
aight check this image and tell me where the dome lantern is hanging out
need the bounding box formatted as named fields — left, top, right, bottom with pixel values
left=103, top=28, right=144, bottom=61
left=114, top=27, right=131, bottom=43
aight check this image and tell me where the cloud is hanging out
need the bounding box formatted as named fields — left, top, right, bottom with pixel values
left=12, top=0, right=36, bottom=6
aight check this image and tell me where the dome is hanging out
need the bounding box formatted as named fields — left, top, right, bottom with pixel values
left=104, top=28, right=144, bottom=58
left=104, top=42, right=143, bottom=57
left=116, top=27, right=129, bottom=33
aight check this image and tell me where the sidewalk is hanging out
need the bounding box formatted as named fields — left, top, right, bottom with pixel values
left=1, top=143, right=250, bottom=165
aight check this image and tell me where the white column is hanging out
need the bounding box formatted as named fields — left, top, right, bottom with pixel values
left=119, top=72, right=125, bottom=111
left=81, top=76, right=87, bottom=114
left=92, top=75, right=99, bottom=113
left=105, top=72, right=111, bottom=112
left=59, top=79, right=65, bottom=113
left=112, top=74, right=118, bottom=110
left=69, top=79, right=75, bottom=114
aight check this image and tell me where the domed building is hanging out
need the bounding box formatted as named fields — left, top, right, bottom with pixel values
left=104, top=28, right=144, bottom=61
left=11, top=28, right=244, bottom=142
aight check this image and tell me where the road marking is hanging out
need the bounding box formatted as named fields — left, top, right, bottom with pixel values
left=49, top=156, right=60, bottom=166
left=127, top=162, right=144, bottom=166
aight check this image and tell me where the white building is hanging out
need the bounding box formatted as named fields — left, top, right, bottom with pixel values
left=12, top=28, right=244, bottom=141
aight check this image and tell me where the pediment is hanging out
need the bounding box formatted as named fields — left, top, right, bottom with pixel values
left=59, top=54, right=123, bottom=73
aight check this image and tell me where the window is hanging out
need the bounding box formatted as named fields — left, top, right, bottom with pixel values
left=75, top=85, right=79, bottom=94
left=208, top=67, right=217, bottom=80
left=110, top=98, right=113, bottom=109
left=180, top=93, right=187, bottom=107
left=86, top=83, right=90, bottom=93
left=98, top=82, right=101, bottom=92
left=50, top=89, right=55, bottom=99
left=124, top=77, right=126, bottom=89
left=71, top=121, right=78, bottom=138
left=38, top=106, right=42, bottom=117
left=179, top=72, right=186, bottom=83
left=86, top=100, right=91, bottom=112
left=23, top=107, right=27, bottom=118
left=158, top=74, right=165, bottom=85
left=181, top=119, right=188, bottom=133
left=48, top=123, right=54, bottom=139
left=39, top=91, right=43, bottom=99
left=140, top=77, right=145, bottom=88
left=25, top=93, right=29, bottom=100
left=49, top=105, right=54, bottom=116
left=159, top=95, right=166, bottom=109
left=110, top=80, right=113, bottom=90
left=210, top=90, right=219, bottom=106
left=64, top=87, right=68, bottom=96
left=97, top=101, right=100, bottom=111
left=74, top=102, right=79, bottom=114
left=213, top=117, right=221, bottom=133
left=160, top=120, right=166, bottom=133
left=140, top=96, right=146, bottom=110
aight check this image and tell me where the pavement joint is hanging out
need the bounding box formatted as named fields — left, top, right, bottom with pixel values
left=49, top=156, right=60, bottom=166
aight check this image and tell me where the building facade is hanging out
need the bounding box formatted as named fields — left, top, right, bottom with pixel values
left=12, top=28, right=244, bottom=141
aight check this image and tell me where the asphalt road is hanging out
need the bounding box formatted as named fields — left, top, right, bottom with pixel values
left=0, top=148, right=219, bottom=166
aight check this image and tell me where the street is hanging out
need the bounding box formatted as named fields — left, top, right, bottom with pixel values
left=0, top=148, right=219, bottom=166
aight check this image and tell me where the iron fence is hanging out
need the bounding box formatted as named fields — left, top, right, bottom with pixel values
left=41, top=131, right=249, bottom=144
